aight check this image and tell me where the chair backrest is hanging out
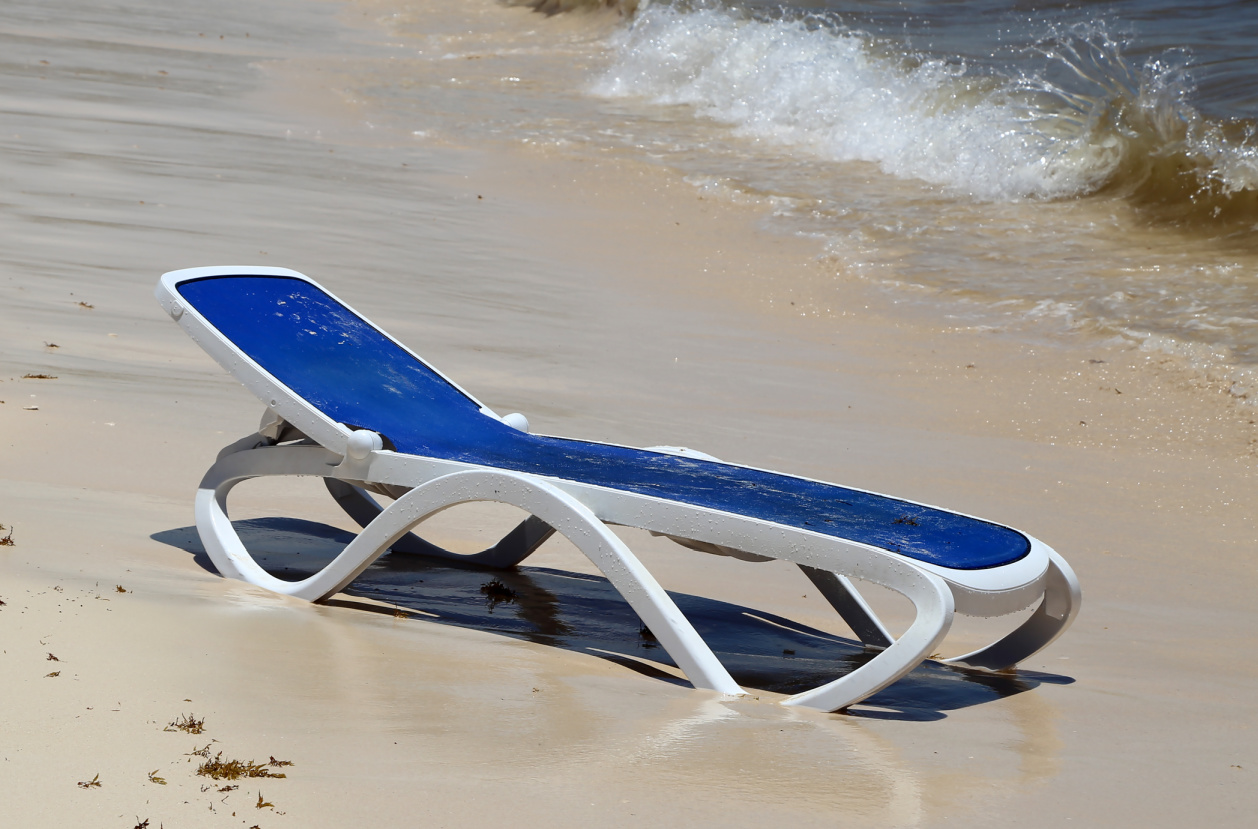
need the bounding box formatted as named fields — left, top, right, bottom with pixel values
left=178, top=273, right=507, bottom=460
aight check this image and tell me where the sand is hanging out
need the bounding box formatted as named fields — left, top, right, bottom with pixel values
left=1, top=0, right=1256, bottom=826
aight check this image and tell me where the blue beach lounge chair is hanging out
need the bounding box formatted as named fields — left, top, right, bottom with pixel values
left=156, top=266, right=1080, bottom=712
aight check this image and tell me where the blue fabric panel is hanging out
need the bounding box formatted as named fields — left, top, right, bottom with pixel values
left=177, top=275, right=1030, bottom=570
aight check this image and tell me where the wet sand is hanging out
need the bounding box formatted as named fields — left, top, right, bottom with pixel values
left=1, top=0, right=1256, bottom=826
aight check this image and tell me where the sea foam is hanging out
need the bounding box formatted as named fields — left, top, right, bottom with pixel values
left=592, top=4, right=1256, bottom=208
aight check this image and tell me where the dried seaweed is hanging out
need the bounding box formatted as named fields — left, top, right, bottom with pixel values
left=166, top=713, right=205, bottom=734
left=77, top=773, right=101, bottom=789
left=0, top=525, right=13, bottom=546
left=196, top=753, right=287, bottom=780
left=22, top=373, right=57, bottom=380
left=148, top=770, right=167, bottom=785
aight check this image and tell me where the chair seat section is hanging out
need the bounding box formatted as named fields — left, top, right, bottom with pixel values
left=175, top=274, right=1031, bottom=571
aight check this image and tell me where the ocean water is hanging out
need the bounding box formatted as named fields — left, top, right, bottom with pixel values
left=366, top=0, right=1258, bottom=394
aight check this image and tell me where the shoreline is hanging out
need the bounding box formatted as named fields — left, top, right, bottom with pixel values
left=1, top=0, right=1256, bottom=826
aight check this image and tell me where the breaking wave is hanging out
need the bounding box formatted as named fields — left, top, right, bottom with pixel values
left=592, top=3, right=1258, bottom=229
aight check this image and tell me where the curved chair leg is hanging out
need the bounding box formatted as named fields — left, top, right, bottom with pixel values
left=782, top=565, right=954, bottom=712
left=324, top=478, right=391, bottom=533
left=799, top=564, right=894, bottom=649
left=196, top=444, right=338, bottom=585
left=324, top=478, right=555, bottom=567
left=943, top=550, right=1081, bottom=671
left=197, top=451, right=744, bottom=697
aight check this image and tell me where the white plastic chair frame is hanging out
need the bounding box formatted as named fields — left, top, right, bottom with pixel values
left=162, top=267, right=1081, bottom=712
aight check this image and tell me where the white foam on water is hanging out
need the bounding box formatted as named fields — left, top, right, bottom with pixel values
left=591, top=5, right=1126, bottom=201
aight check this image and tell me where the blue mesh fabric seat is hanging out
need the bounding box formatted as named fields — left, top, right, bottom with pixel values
left=176, top=274, right=1029, bottom=571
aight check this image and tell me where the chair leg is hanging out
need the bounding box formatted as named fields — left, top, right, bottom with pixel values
left=942, top=550, right=1081, bottom=671
left=324, top=478, right=389, bottom=532
left=198, top=450, right=744, bottom=697
left=324, top=478, right=555, bottom=567
left=782, top=565, right=954, bottom=712
left=798, top=564, right=894, bottom=649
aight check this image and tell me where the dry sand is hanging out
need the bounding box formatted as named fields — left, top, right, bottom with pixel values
left=1, top=0, right=1256, bottom=826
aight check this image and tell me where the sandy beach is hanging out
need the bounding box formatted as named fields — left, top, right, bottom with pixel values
left=2, top=0, right=1256, bottom=825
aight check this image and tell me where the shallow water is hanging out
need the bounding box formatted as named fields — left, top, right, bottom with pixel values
left=339, top=0, right=1258, bottom=391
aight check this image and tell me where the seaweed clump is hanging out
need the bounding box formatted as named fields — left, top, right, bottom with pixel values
left=480, top=578, right=518, bottom=611
left=196, top=753, right=288, bottom=781
left=165, top=713, right=205, bottom=734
